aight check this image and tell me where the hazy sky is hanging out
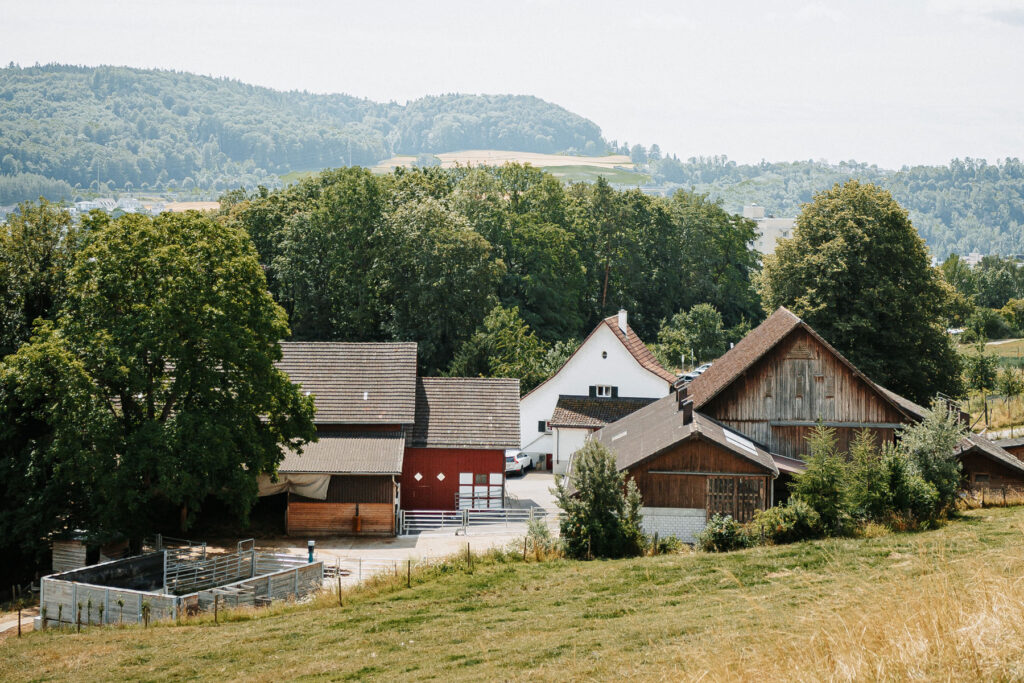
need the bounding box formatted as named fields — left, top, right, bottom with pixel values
left=2, top=0, right=1023, bottom=168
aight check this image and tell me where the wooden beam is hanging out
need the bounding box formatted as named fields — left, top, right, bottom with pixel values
left=768, top=421, right=904, bottom=429
left=649, top=470, right=771, bottom=477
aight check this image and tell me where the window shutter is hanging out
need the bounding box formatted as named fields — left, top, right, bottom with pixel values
left=588, top=385, right=596, bottom=397
left=611, top=386, right=618, bottom=397
left=538, top=420, right=546, bottom=433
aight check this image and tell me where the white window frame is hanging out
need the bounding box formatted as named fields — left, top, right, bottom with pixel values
left=596, top=385, right=613, bottom=398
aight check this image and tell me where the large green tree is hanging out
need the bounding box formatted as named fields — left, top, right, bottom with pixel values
left=759, top=181, right=963, bottom=403
left=448, top=305, right=549, bottom=394
left=0, top=200, right=84, bottom=358
left=656, top=303, right=728, bottom=369
left=0, top=211, right=316, bottom=550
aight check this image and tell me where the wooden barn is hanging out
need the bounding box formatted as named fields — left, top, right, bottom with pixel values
left=260, top=341, right=418, bottom=536
left=402, top=377, right=521, bottom=510
left=592, top=394, right=779, bottom=540
left=587, top=307, right=1024, bottom=539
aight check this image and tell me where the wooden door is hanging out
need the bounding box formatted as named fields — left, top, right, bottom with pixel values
left=706, top=476, right=766, bottom=522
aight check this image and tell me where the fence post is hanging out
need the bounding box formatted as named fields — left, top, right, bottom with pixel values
left=138, top=594, right=143, bottom=623
left=71, top=582, right=77, bottom=626
left=407, top=559, right=411, bottom=588
left=358, top=558, right=362, bottom=583
left=104, top=589, right=110, bottom=625
left=293, top=568, right=299, bottom=598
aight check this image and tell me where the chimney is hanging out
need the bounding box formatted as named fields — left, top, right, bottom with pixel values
left=681, top=398, right=694, bottom=425
left=675, top=384, right=688, bottom=409
left=617, top=309, right=628, bottom=336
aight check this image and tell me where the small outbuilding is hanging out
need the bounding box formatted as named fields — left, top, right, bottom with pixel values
left=592, top=392, right=780, bottom=541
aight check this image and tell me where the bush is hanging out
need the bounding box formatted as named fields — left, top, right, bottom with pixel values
left=748, top=497, right=820, bottom=544
left=791, top=425, right=851, bottom=535
left=554, top=440, right=647, bottom=559
left=882, top=447, right=940, bottom=523
left=899, top=404, right=965, bottom=514
left=697, top=514, right=749, bottom=552
left=651, top=534, right=685, bottom=555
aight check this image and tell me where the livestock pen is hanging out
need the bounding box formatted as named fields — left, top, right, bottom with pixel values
left=37, top=539, right=323, bottom=629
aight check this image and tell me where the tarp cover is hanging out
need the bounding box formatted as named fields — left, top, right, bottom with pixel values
left=257, top=473, right=330, bottom=500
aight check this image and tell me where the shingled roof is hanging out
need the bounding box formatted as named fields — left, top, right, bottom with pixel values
left=549, top=395, right=656, bottom=428
left=278, top=431, right=405, bottom=474
left=410, top=377, right=520, bottom=449
left=592, top=396, right=778, bottom=476
left=277, top=342, right=418, bottom=425
left=957, top=432, right=1024, bottom=475
left=600, top=314, right=677, bottom=383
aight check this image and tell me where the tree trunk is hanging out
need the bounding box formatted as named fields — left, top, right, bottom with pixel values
left=179, top=504, right=188, bottom=533
left=601, top=259, right=610, bottom=309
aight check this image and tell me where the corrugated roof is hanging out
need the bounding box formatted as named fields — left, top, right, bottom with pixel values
left=957, top=432, right=1024, bottom=475
left=601, top=315, right=677, bottom=383
left=277, top=342, right=417, bottom=424
left=411, top=377, right=520, bottom=449
left=550, top=395, right=656, bottom=428
left=278, top=431, right=405, bottom=474
left=592, top=396, right=778, bottom=476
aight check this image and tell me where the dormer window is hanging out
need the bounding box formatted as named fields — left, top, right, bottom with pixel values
left=596, top=385, right=614, bottom=398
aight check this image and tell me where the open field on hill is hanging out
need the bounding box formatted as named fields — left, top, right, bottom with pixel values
left=373, top=149, right=634, bottom=171
left=5, top=507, right=1024, bottom=681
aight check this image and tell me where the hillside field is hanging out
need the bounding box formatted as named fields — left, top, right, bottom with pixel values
left=4, top=507, right=1024, bottom=681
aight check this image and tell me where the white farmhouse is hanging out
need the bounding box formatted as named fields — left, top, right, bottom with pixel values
left=519, top=310, right=675, bottom=473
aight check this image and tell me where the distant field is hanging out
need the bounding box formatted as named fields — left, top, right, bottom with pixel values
left=542, top=164, right=650, bottom=185
left=6, top=507, right=1024, bottom=681
left=372, top=149, right=634, bottom=172
left=142, top=201, right=220, bottom=212
left=958, top=339, right=1024, bottom=367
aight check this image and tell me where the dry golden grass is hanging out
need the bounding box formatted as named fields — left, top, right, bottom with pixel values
left=5, top=508, right=1024, bottom=681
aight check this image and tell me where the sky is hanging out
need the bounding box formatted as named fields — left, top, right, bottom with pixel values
left=2, top=0, right=1023, bottom=168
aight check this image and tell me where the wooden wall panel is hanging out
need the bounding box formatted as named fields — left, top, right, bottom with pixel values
left=626, top=437, right=773, bottom=509
left=705, top=328, right=907, bottom=458
left=959, top=452, right=1024, bottom=489
left=287, top=502, right=394, bottom=536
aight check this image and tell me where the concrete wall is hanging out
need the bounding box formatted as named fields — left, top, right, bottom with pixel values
left=640, top=507, right=707, bottom=544
left=520, top=323, right=670, bottom=450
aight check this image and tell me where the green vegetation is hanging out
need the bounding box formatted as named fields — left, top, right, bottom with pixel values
left=760, top=180, right=963, bottom=403
left=0, top=64, right=604, bottom=202
left=0, top=208, right=315, bottom=576
left=542, top=165, right=650, bottom=185
left=222, top=165, right=762, bottom=373
left=5, top=507, right=1024, bottom=680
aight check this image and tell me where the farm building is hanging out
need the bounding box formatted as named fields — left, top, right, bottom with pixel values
left=519, top=310, right=675, bottom=472
left=401, top=377, right=520, bottom=510
left=994, top=437, right=1024, bottom=461
left=593, top=394, right=780, bottom=540
left=259, top=342, right=519, bottom=534
left=585, top=307, right=1024, bottom=540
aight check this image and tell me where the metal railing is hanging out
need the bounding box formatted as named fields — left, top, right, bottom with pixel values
left=399, top=507, right=561, bottom=535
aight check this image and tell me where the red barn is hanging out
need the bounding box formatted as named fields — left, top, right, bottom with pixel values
left=402, top=377, right=521, bottom=510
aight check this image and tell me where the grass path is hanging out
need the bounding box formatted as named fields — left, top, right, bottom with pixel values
left=5, top=508, right=1024, bottom=680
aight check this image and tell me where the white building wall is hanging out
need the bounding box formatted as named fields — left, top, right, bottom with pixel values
left=640, top=507, right=707, bottom=543
left=552, top=427, right=591, bottom=474
left=519, top=323, right=671, bottom=451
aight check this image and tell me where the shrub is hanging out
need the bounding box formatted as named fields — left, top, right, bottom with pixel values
left=554, top=440, right=647, bottom=559
left=899, top=403, right=965, bottom=514
left=791, top=425, right=851, bottom=535
left=847, top=429, right=890, bottom=521
left=697, top=514, right=749, bottom=552
left=748, top=496, right=820, bottom=544
left=651, top=534, right=685, bottom=555
left=882, top=446, right=940, bottom=523
left=525, top=519, right=559, bottom=559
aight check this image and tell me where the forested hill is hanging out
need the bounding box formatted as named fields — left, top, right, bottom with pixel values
left=0, top=64, right=604, bottom=200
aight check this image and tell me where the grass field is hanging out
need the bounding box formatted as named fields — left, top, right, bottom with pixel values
left=542, top=165, right=650, bottom=185
left=5, top=507, right=1024, bottom=681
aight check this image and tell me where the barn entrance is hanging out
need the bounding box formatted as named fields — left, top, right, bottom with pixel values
left=705, top=476, right=766, bottom=522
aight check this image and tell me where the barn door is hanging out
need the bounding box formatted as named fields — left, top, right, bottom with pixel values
left=706, top=476, right=766, bottom=522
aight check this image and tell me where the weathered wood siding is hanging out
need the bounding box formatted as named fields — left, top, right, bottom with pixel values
left=290, top=475, right=394, bottom=504
left=51, top=541, right=87, bottom=573
left=286, top=502, right=394, bottom=536
left=626, top=436, right=772, bottom=513
left=1002, top=444, right=1024, bottom=460
left=703, top=328, right=906, bottom=458
left=960, top=452, right=1024, bottom=488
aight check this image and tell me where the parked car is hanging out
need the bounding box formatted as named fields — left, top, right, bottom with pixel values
left=505, top=454, right=524, bottom=476
left=515, top=452, right=533, bottom=471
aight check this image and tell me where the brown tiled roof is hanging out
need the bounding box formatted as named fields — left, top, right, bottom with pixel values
left=591, top=396, right=778, bottom=476
left=687, top=307, right=802, bottom=408
left=276, top=342, right=417, bottom=424
left=549, top=395, right=656, bottom=428
left=278, top=431, right=405, bottom=474
left=410, top=377, right=520, bottom=449
left=957, top=433, right=1024, bottom=475
left=601, top=315, right=677, bottom=383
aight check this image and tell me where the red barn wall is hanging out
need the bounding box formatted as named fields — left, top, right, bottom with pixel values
left=401, top=448, right=505, bottom=510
